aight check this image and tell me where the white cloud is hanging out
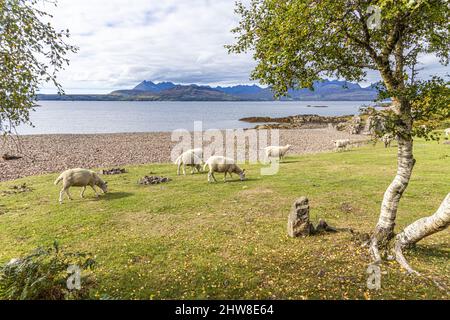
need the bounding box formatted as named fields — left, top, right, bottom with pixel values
left=39, top=0, right=256, bottom=93
left=39, top=0, right=449, bottom=93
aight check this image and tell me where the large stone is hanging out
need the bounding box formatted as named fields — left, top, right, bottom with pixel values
left=287, top=197, right=314, bottom=237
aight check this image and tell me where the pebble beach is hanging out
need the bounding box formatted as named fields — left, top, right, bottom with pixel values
left=0, top=129, right=369, bottom=182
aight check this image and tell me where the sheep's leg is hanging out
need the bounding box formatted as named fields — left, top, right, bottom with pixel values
left=177, top=162, right=181, bottom=176
left=65, top=188, right=73, bottom=201
left=91, top=185, right=99, bottom=198
left=224, top=172, right=227, bottom=182
left=59, top=188, right=66, bottom=204
left=183, top=164, right=186, bottom=176
left=80, top=187, right=86, bottom=199
left=210, top=172, right=218, bottom=183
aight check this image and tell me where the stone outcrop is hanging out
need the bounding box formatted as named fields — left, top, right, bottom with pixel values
left=240, top=114, right=353, bottom=130
left=287, top=197, right=315, bottom=237
left=287, top=197, right=341, bottom=237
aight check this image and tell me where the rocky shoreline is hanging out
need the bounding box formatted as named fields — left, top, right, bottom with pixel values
left=240, top=114, right=356, bottom=130
left=0, top=129, right=369, bottom=182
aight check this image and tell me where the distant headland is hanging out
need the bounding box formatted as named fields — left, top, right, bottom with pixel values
left=37, top=79, right=379, bottom=102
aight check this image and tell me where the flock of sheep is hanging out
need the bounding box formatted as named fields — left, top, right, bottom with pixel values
left=53, top=127, right=450, bottom=204
left=54, top=145, right=292, bottom=204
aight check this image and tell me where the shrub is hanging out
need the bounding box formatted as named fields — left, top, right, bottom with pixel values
left=0, top=241, right=95, bottom=300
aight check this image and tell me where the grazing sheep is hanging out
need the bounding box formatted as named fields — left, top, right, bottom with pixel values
left=264, top=145, right=292, bottom=162
left=445, top=128, right=450, bottom=137
left=174, top=149, right=204, bottom=175
left=203, top=156, right=246, bottom=183
left=54, top=168, right=108, bottom=204
left=381, top=133, right=395, bottom=148
left=332, top=139, right=350, bottom=151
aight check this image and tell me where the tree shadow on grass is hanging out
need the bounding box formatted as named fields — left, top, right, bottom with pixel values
left=69, top=192, right=133, bottom=203
left=225, top=178, right=259, bottom=183
left=103, top=192, right=134, bottom=201
left=409, top=245, right=450, bottom=260
left=280, top=160, right=302, bottom=164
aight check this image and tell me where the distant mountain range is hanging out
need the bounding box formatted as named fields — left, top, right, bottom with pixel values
left=37, top=79, right=379, bottom=101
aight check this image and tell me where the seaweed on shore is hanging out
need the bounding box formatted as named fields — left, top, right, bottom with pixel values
left=138, top=176, right=172, bottom=185
left=101, top=168, right=127, bottom=175
left=1, top=183, right=33, bottom=196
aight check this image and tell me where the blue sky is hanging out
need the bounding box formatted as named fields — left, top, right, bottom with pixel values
left=40, top=0, right=449, bottom=94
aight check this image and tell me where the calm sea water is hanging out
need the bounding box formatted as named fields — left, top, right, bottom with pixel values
left=18, top=100, right=372, bottom=134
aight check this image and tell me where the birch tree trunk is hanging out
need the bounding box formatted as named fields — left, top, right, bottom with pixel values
left=371, top=98, right=416, bottom=260
left=394, top=193, right=450, bottom=273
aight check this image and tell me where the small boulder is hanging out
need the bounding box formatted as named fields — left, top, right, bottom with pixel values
left=288, top=197, right=345, bottom=237
left=287, top=197, right=314, bottom=237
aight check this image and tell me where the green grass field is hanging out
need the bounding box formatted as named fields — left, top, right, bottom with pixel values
left=0, top=140, right=449, bottom=300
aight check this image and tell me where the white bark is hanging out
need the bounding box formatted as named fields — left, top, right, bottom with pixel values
left=371, top=136, right=415, bottom=260
left=395, top=193, right=450, bottom=274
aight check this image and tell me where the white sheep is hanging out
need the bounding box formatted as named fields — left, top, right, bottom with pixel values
left=174, top=149, right=204, bottom=175
left=333, top=139, right=350, bottom=151
left=264, top=145, right=292, bottom=162
left=203, top=156, right=246, bottom=183
left=54, top=168, right=108, bottom=204
left=445, top=128, right=450, bottom=137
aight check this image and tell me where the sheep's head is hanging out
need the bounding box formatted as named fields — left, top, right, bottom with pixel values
left=99, top=181, right=108, bottom=193
left=286, top=144, right=292, bottom=149
left=239, top=169, right=246, bottom=181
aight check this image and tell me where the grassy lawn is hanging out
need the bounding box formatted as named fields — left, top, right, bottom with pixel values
left=0, top=140, right=449, bottom=300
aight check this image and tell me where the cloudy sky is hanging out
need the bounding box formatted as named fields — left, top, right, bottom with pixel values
left=40, top=0, right=449, bottom=94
